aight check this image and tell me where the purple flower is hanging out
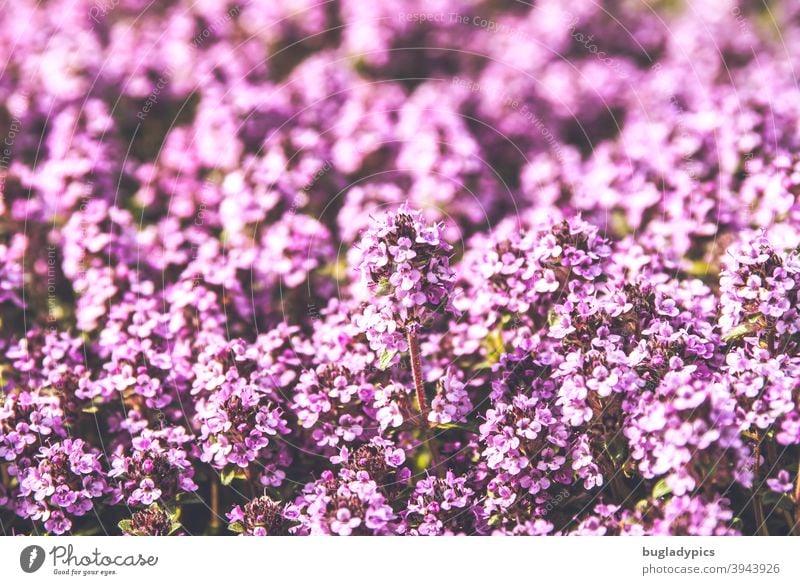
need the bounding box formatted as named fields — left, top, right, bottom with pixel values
left=132, top=478, right=162, bottom=506
left=354, top=205, right=457, bottom=356
left=227, top=496, right=287, bottom=536
left=14, top=439, right=108, bottom=534
left=108, top=428, right=197, bottom=507
left=121, top=505, right=178, bottom=536
left=766, top=470, right=794, bottom=494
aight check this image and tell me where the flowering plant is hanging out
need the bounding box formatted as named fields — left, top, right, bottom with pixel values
left=1, top=0, right=800, bottom=537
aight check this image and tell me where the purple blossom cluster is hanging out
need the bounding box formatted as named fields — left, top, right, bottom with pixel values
left=109, top=429, right=197, bottom=506
left=354, top=204, right=457, bottom=359
left=2, top=0, right=800, bottom=537
left=16, top=440, right=108, bottom=535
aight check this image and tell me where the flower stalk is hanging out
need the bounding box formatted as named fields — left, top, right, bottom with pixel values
left=794, top=458, right=800, bottom=536
left=407, top=330, right=427, bottom=413
left=407, top=329, right=443, bottom=477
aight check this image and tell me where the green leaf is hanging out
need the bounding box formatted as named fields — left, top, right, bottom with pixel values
left=652, top=479, right=672, bottom=500
left=610, top=209, right=632, bottom=237
left=220, top=467, right=238, bottom=486
left=175, top=492, right=206, bottom=504
left=227, top=521, right=244, bottom=534
left=482, top=322, right=506, bottom=365
left=415, top=449, right=431, bottom=471
left=316, top=258, right=347, bottom=282
left=472, top=360, right=494, bottom=371
left=684, top=259, right=715, bottom=278
left=375, top=278, right=393, bottom=296
left=431, top=421, right=480, bottom=434
left=722, top=321, right=758, bottom=342
left=118, top=519, right=134, bottom=534
left=379, top=350, right=398, bottom=371
left=169, top=507, right=181, bottom=523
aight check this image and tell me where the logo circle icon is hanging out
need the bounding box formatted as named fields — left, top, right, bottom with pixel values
left=20, top=545, right=46, bottom=573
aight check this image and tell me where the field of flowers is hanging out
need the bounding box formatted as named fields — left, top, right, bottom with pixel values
left=1, top=0, right=799, bottom=536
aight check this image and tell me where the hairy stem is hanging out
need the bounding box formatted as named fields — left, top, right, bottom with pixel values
left=244, top=467, right=256, bottom=498
left=767, top=323, right=776, bottom=356
left=753, top=497, right=768, bottom=536
left=753, top=442, right=769, bottom=536
left=794, top=457, right=800, bottom=536
left=210, top=479, right=221, bottom=534
left=407, top=330, right=443, bottom=477
left=407, top=330, right=427, bottom=413
left=610, top=471, right=630, bottom=503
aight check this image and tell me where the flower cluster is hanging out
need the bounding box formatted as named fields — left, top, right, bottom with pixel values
left=196, top=380, right=290, bottom=470
left=355, top=205, right=457, bottom=357
left=15, top=440, right=108, bottom=535
left=227, top=496, right=287, bottom=536
left=287, top=468, right=400, bottom=536
left=109, top=429, right=198, bottom=507
left=405, top=471, right=476, bottom=535
left=2, top=0, right=800, bottom=537
left=119, top=505, right=181, bottom=536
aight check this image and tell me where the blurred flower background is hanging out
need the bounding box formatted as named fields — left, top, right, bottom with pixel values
left=1, top=0, right=800, bottom=535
